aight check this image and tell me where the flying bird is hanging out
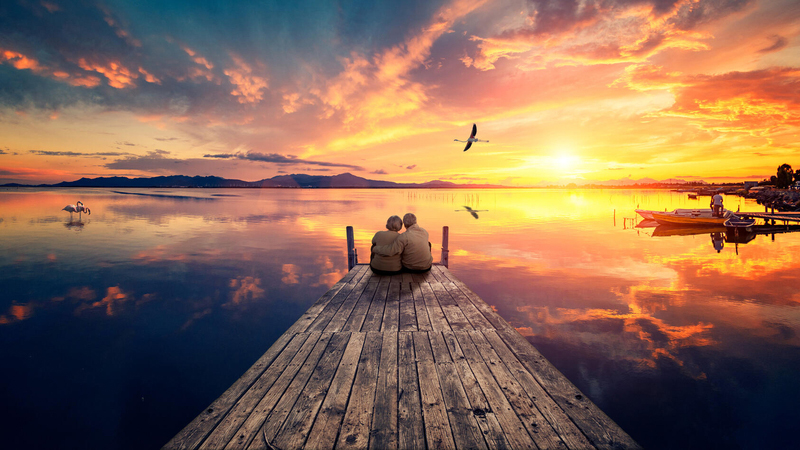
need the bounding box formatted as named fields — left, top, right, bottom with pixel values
left=455, top=205, right=488, bottom=219
left=454, top=123, right=489, bottom=151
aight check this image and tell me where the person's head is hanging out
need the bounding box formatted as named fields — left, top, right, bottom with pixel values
left=402, top=213, right=417, bottom=229
left=386, top=215, right=403, bottom=232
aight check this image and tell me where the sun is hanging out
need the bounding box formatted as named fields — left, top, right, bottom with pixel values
left=555, top=153, right=578, bottom=170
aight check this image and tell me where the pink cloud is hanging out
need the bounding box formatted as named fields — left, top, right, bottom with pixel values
left=224, top=55, right=269, bottom=104
left=619, top=65, right=800, bottom=135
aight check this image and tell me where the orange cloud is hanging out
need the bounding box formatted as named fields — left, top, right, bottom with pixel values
left=78, top=58, right=138, bottom=89
left=463, top=1, right=713, bottom=71
left=1, top=49, right=40, bottom=70
left=0, top=165, right=72, bottom=180
left=620, top=65, right=800, bottom=135
left=0, top=47, right=112, bottom=88
left=224, top=55, right=268, bottom=104
left=295, top=0, right=488, bottom=147
left=178, top=45, right=219, bottom=83
left=181, top=45, right=214, bottom=69
left=138, top=67, right=161, bottom=84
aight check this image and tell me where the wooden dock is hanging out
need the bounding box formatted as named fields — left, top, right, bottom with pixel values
left=165, top=264, right=640, bottom=450
left=735, top=211, right=800, bottom=223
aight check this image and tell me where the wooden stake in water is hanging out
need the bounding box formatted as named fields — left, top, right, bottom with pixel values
left=346, top=226, right=357, bottom=271
left=440, top=226, right=449, bottom=268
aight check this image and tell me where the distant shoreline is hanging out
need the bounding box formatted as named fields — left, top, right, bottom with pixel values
left=2, top=184, right=742, bottom=189
left=0, top=172, right=746, bottom=190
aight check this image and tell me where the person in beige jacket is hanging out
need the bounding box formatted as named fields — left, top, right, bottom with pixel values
left=372, top=213, right=433, bottom=272
left=370, top=215, right=403, bottom=275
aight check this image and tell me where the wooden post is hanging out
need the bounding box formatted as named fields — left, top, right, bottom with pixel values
left=440, top=226, right=449, bottom=268
left=346, top=226, right=357, bottom=271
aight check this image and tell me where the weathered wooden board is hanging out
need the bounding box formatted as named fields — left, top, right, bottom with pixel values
left=164, top=264, right=641, bottom=450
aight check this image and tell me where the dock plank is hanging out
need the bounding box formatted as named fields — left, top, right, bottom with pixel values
left=431, top=266, right=494, bottom=330
left=397, top=331, right=425, bottom=450
left=303, top=332, right=366, bottom=450
left=337, top=331, right=383, bottom=450
left=413, top=332, right=457, bottom=450
left=482, top=329, right=595, bottom=449
left=453, top=330, right=538, bottom=450
left=266, top=332, right=355, bottom=450
left=441, top=331, right=511, bottom=450
left=428, top=331, right=488, bottom=450
left=164, top=331, right=297, bottom=450
left=199, top=332, right=318, bottom=450
left=222, top=332, right=330, bottom=449
left=494, top=327, right=641, bottom=450
left=361, top=278, right=389, bottom=332
left=382, top=281, right=401, bottom=332
left=306, top=265, right=371, bottom=333
left=342, top=281, right=380, bottom=332
left=324, top=270, right=375, bottom=332
left=417, top=281, right=450, bottom=332
left=370, top=330, right=399, bottom=450
left=468, top=329, right=569, bottom=450
left=399, top=282, right=418, bottom=332
left=410, top=282, right=433, bottom=332
left=167, top=264, right=639, bottom=450
left=428, top=280, right=472, bottom=330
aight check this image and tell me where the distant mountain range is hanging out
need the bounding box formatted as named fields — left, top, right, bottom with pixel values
left=1, top=173, right=504, bottom=188
left=1, top=173, right=708, bottom=188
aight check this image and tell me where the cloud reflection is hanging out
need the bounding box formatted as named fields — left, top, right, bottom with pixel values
left=75, top=286, right=130, bottom=316
left=223, top=276, right=266, bottom=309
left=0, top=303, right=34, bottom=324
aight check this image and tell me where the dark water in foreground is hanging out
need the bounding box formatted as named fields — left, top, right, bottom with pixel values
left=1, top=188, right=798, bottom=449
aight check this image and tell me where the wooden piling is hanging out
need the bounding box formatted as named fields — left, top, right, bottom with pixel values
left=440, top=226, right=449, bottom=268
left=346, top=225, right=357, bottom=271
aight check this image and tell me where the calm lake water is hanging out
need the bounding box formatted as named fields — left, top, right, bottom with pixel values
left=1, top=187, right=798, bottom=449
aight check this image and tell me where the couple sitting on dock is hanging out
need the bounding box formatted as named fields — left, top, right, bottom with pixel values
left=370, top=213, right=433, bottom=275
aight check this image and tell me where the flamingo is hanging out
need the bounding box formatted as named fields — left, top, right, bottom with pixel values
left=454, top=123, right=488, bottom=151
left=455, top=205, right=488, bottom=219
left=63, top=201, right=91, bottom=220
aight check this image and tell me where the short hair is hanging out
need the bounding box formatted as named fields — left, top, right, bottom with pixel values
left=402, top=213, right=417, bottom=228
left=386, top=215, right=403, bottom=231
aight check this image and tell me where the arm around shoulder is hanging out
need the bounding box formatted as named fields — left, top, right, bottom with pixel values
left=373, top=233, right=406, bottom=256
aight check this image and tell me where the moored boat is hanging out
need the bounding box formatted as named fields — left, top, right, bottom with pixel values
left=651, top=208, right=733, bottom=225
left=635, top=209, right=657, bottom=220
left=724, top=217, right=756, bottom=229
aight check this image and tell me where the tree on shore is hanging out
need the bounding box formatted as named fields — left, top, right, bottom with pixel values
left=776, top=164, right=794, bottom=189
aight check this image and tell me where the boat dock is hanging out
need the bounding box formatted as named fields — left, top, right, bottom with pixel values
left=164, top=230, right=640, bottom=450
left=735, top=211, right=800, bottom=224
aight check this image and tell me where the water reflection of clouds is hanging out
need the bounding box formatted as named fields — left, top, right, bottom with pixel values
left=449, top=224, right=800, bottom=381
left=515, top=306, right=715, bottom=379
left=223, top=276, right=266, bottom=309
left=0, top=303, right=34, bottom=324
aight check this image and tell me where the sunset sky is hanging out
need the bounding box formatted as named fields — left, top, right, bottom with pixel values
left=1, top=0, right=798, bottom=185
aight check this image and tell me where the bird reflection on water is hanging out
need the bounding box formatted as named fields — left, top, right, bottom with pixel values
left=64, top=220, right=86, bottom=230
left=456, top=205, right=488, bottom=219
